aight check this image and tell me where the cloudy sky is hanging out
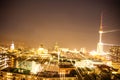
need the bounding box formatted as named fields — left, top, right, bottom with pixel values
left=0, top=0, right=119, bottom=51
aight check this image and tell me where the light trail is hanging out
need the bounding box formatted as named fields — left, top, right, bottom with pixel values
left=60, top=71, right=65, bottom=80
left=78, top=52, right=88, bottom=59
left=35, top=57, right=55, bottom=79
left=103, top=29, right=120, bottom=33
left=65, top=53, right=84, bottom=80
left=103, top=43, right=120, bottom=46
left=44, top=58, right=52, bottom=71
left=69, top=59, right=84, bottom=80
left=18, top=56, right=31, bottom=68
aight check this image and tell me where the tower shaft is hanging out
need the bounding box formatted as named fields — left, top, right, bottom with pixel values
left=97, top=13, right=104, bottom=54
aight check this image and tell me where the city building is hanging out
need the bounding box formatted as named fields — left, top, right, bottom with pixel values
left=0, top=43, right=120, bottom=80
left=109, top=46, right=120, bottom=62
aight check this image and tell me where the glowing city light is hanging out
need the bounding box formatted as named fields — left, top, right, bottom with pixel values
left=75, top=60, right=94, bottom=68
left=10, top=41, right=15, bottom=51
left=37, top=47, right=48, bottom=54
left=89, top=50, right=98, bottom=56
left=31, top=61, right=42, bottom=74
left=103, top=29, right=120, bottom=33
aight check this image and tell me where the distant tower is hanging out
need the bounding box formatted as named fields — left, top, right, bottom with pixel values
left=97, top=13, right=104, bottom=54
left=10, top=41, right=15, bottom=50
left=54, top=42, right=59, bottom=52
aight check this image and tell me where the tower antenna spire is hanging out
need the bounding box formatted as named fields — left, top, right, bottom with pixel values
left=100, top=12, right=103, bottom=31
left=99, top=12, right=103, bottom=43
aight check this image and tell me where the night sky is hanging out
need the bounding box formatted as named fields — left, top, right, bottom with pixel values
left=0, top=0, right=120, bottom=51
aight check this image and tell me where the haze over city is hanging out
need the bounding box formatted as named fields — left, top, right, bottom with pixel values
left=0, top=0, right=120, bottom=50
left=0, top=1, right=120, bottom=80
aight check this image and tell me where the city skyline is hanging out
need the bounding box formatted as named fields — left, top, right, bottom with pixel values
left=0, top=0, right=120, bottom=51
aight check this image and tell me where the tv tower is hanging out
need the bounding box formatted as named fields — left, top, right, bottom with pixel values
left=97, top=13, right=104, bottom=54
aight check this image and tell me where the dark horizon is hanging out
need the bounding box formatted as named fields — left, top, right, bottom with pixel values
left=0, top=0, right=120, bottom=51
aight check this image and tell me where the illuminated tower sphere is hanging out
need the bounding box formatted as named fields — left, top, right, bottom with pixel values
left=97, top=13, right=104, bottom=54
left=10, top=41, right=15, bottom=50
